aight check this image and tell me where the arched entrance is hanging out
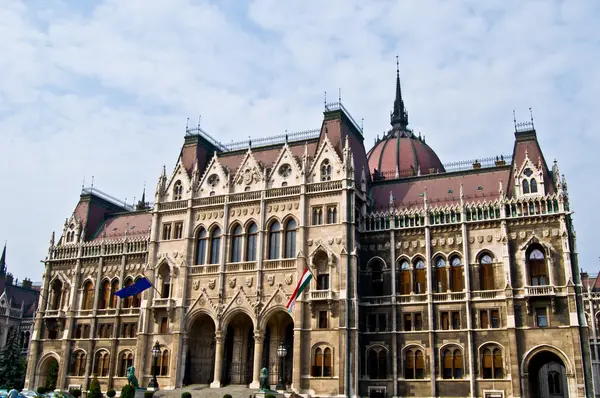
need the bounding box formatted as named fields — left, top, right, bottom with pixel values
left=36, top=356, right=59, bottom=390
left=223, top=312, right=254, bottom=385
left=185, top=313, right=216, bottom=385
left=262, top=310, right=294, bottom=387
left=527, top=349, right=569, bottom=398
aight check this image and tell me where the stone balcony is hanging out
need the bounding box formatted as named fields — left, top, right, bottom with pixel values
left=525, top=285, right=555, bottom=296
left=310, top=289, right=336, bottom=301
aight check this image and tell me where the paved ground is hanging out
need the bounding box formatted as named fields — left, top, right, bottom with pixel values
left=153, top=385, right=255, bottom=398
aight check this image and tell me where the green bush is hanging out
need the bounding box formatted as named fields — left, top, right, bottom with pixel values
left=121, top=384, right=136, bottom=398
left=144, top=392, right=153, bottom=398
left=181, top=393, right=191, bottom=398
left=106, top=390, right=116, bottom=398
left=88, top=377, right=102, bottom=398
left=265, top=394, right=276, bottom=398
left=71, top=389, right=82, bottom=398
left=223, top=395, right=233, bottom=398
left=37, top=387, right=48, bottom=394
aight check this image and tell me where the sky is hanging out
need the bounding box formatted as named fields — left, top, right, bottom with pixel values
left=0, top=0, right=599, bottom=283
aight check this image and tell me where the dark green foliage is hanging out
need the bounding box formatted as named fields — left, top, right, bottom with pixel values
left=88, top=377, right=102, bottom=398
left=144, top=392, right=153, bottom=398
left=181, top=393, right=191, bottom=398
left=45, top=361, right=59, bottom=391
left=265, top=394, right=276, bottom=398
left=106, top=389, right=116, bottom=398
left=223, top=395, right=233, bottom=398
left=0, top=330, right=26, bottom=390
left=37, top=387, right=48, bottom=394
left=120, top=384, right=135, bottom=398
left=71, top=389, right=82, bottom=398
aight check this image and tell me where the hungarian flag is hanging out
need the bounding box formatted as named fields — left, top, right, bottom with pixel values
left=286, top=267, right=312, bottom=312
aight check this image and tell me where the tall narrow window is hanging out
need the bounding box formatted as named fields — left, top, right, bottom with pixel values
left=370, top=261, right=384, bottom=296
left=99, top=280, right=110, bottom=310
left=315, top=252, right=330, bottom=290
left=522, top=179, right=530, bottom=194
left=312, top=348, right=323, bottom=376
left=196, top=228, right=207, bottom=265
left=442, top=348, right=462, bottom=379
left=210, top=227, right=221, bottom=264
left=450, top=256, right=463, bottom=292
left=326, top=206, right=338, bottom=224
left=246, top=223, right=258, bottom=261
left=160, top=350, right=169, bottom=376
left=548, top=371, right=561, bottom=394
left=482, top=348, right=503, bottom=379
left=435, top=257, right=447, bottom=293
left=174, top=222, right=183, bottom=239
left=158, top=265, right=171, bottom=298
left=323, top=348, right=332, bottom=377
left=173, top=180, right=183, bottom=200
left=530, top=179, right=538, bottom=193
left=320, top=159, right=332, bottom=181
left=398, top=260, right=411, bottom=295
left=230, top=225, right=242, bottom=263
left=82, top=281, right=94, bottom=310
left=110, top=279, right=119, bottom=308
left=268, top=221, right=281, bottom=260
left=405, top=350, right=415, bottom=379
left=284, top=219, right=297, bottom=258
left=367, top=348, right=387, bottom=379
left=312, top=207, right=323, bottom=225
left=414, top=259, right=426, bottom=294
left=479, top=254, right=494, bottom=290
left=162, top=223, right=172, bottom=240
left=528, top=247, right=548, bottom=286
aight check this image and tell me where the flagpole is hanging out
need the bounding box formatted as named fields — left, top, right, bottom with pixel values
left=143, top=273, right=163, bottom=298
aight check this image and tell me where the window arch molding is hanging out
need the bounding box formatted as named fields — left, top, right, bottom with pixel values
left=521, top=240, right=552, bottom=286
left=446, top=250, right=463, bottom=261
left=431, top=252, right=448, bottom=265
left=172, top=180, right=183, bottom=200
left=366, top=256, right=388, bottom=271
left=365, top=343, right=389, bottom=380
left=117, top=349, right=135, bottom=377
left=400, top=344, right=427, bottom=380
left=70, top=349, right=87, bottom=376
left=266, top=217, right=282, bottom=260
left=395, top=255, right=412, bottom=268
left=311, top=342, right=334, bottom=377
left=80, top=277, right=95, bottom=290
left=478, top=342, right=505, bottom=379
left=282, top=216, right=298, bottom=259
left=93, top=349, right=111, bottom=377
left=475, top=249, right=496, bottom=264
left=242, top=218, right=259, bottom=231
left=207, top=223, right=223, bottom=265
left=229, top=221, right=244, bottom=263
left=439, top=343, right=464, bottom=380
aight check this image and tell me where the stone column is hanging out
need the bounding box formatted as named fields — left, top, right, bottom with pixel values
left=210, top=331, right=224, bottom=388
left=250, top=330, right=264, bottom=388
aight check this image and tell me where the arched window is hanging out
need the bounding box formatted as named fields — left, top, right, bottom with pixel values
left=70, top=351, right=86, bottom=376
left=311, top=346, right=332, bottom=377
left=209, top=227, right=221, bottom=264
left=230, top=224, right=243, bottom=263
left=370, top=261, right=384, bottom=296
left=449, top=256, right=463, bottom=292
left=414, top=259, right=426, bottom=294
left=94, top=351, right=110, bottom=377
left=268, top=221, right=281, bottom=260
left=367, top=347, right=387, bottom=379
left=122, top=278, right=133, bottom=308
left=196, top=228, right=207, bottom=265
left=284, top=219, right=297, bottom=259
left=99, top=280, right=110, bottom=310
left=434, top=257, right=447, bottom=293
left=82, top=281, right=94, bottom=310
left=528, top=246, right=548, bottom=286
left=442, top=348, right=462, bottom=379
left=23, top=331, right=30, bottom=350
left=548, top=371, right=561, bottom=394
left=119, top=351, right=134, bottom=377
left=482, top=347, right=503, bottom=379
left=398, top=260, right=411, bottom=295
left=530, top=179, right=538, bottom=193
left=522, top=179, right=530, bottom=194
left=158, top=265, right=171, bottom=298
left=173, top=180, right=183, bottom=200
left=246, top=223, right=258, bottom=261
left=320, top=159, right=332, bottom=181
left=159, top=350, right=169, bottom=376
left=51, top=279, right=63, bottom=310
left=110, top=279, right=119, bottom=308
left=314, top=252, right=329, bottom=291
left=132, top=277, right=142, bottom=307
left=479, top=253, right=495, bottom=290
left=404, top=348, right=425, bottom=379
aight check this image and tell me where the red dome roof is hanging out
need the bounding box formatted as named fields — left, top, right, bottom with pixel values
left=367, top=129, right=445, bottom=178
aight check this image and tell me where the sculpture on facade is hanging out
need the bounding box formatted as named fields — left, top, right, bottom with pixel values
left=259, top=367, right=270, bottom=391
left=127, top=366, right=139, bottom=388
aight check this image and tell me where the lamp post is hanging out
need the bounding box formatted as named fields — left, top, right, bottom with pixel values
left=276, top=341, right=288, bottom=391
left=148, top=341, right=161, bottom=390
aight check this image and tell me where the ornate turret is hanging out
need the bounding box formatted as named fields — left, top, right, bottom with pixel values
left=390, top=56, right=409, bottom=131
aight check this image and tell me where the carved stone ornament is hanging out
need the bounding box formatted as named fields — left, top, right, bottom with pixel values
left=543, top=229, right=550, bottom=237
left=431, top=239, right=437, bottom=246
left=307, top=239, right=313, bottom=246
left=193, top=280, right=200, bottom=291
left=448, top=237, right=454, bottom=245
left=245, top=276, right=253, bottom=288
left=229, top=277, right=236, bottom=289
left=477, top=236, right=484, bottom=243
left=208, top=279, right=216, bottom=290
left=267, top=275, right=275, bottom=286
left=328, top=238, right=334, bottom=245
left=275, top=294, right=283, bottom=304
left=198, top=298, right=206, bottom=307
left=519, top=231, right=527, bottom=239
left=284, top=273, right=293, bottom=285
left=486, top=235, right=493, bottom=242
left=469, top=236, right=475, bottom=244
left=335, top=237, right=342, bottom=244
left=440, top=238, right=446, bottom=246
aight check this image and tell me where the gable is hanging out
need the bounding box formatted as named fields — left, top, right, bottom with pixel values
left=197, top=153, right=229, bottom=197
left=232, top=149, right=265, bottom=193
left=267, top=144, right=302, bottom=189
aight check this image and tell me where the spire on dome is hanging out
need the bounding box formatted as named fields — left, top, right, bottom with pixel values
left=390, top=55, right=409, bottom=130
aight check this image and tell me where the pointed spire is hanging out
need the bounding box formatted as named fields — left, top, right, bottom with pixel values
left=0, top=243, right=6, bottom=276
left=390, top=55, right=409, bottom=130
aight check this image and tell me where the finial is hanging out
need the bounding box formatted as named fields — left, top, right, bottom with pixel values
left=338, top=88, right=341, bottom=103
left=361, top=118, right=364, bottom=132
left=499, top=180, right=504, bottom=196
left=81, top=176, right=85, bottom=190
left=186, top=117, right=189, bottom=131
left=513, top=109, right=517, bottom=133
left=529, top=107, right=535, bottom=130
left=91, top=176, right=95, bottom=190
left=391, top=56, right=408, bottom=129
left=198, top=115, right=202, bottom=130
left=460, top=183, right=464, bottom=199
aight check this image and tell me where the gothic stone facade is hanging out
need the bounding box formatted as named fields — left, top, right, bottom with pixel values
left=25, top=80, right=592, bottom=398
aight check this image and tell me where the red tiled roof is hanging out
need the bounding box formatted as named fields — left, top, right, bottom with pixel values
left=92, top=212, right=152, bottom=241
left=370, top=168, right=510, bottom=210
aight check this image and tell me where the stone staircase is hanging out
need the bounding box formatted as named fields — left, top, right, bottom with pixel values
left=153, top=385, right=255, bottom=398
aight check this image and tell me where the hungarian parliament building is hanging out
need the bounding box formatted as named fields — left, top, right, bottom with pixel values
left=25, top=71, right=599, bottom=398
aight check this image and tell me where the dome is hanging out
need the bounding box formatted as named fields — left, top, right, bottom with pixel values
left=367, top=60, right=445, bottom=178
left=367, top=130, right=445, bottom=178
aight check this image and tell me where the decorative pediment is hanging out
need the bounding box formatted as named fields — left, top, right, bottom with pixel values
left=0, top=292, right=8, bottom=307
left=49, top=271, right=71, bottom=288
left=519, top=233, right=553, bottom=254
left=268, top=143, right=302, bottom=188
left=308, top=243, right=336, bottom=267
left=198, top=153, right=229, bottom=197
left=514, top=149, right=545, bottom=197
left=260, top=284, right=289, bottom=316
left=232, top=149, right=264, bottom=192
left=308, top=134, right=343, bottom=183
left=186, top=288, right=219, bottom=316
left=165, top=159, right=192, bottom=201
left=222, top=287, right=254, bottom=315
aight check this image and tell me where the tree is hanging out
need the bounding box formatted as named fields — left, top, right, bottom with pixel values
left=46, top=360, right=59, bottom=391
left=88, top=377, right=102, bottom=398
left=0, top=329, right=26, bottom=389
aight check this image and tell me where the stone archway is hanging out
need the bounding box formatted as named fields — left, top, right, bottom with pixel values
left=525, top=349, right=570, bottom=398
left=262, top=309, right=294, bottom=387
left=222, top=312, right=254, bottom=385
left=185, top=313, right=216, bottom=385
left=36, top=355, right=59, bottom=391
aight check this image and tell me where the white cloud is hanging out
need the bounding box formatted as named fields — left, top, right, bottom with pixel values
left=0, top=0, right=599, bottom=281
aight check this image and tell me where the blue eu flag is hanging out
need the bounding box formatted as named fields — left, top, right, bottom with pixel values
left=115, top=277, right=153, bottom=298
